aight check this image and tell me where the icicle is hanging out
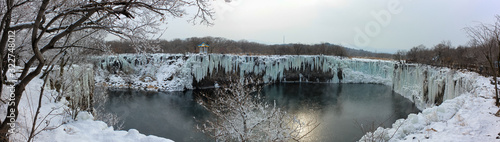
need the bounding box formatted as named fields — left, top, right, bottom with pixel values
left=93, top=54, right=477, bottom=109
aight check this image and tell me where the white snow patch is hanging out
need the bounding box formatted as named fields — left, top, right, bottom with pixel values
left=1, top=66, right=173, bottom=142
left=360, top=73, right=500, bottom=142
left=35, top=118, right=172, bottom=142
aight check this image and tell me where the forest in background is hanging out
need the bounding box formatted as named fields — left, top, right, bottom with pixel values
left=104, top=36, right=494, bottom=77
left=105, top=36, right=394, bottom=58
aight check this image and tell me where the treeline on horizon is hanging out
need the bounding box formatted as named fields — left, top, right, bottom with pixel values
left=397, top=41, right=483, bottom=66
left=393, top=40, right=493, bottom=76
left=106, top=36, right=394, bottom=58
left=105, top=36, right=494, bottom=76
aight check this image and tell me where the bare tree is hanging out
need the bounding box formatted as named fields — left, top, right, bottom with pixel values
left=332, top=45, right=348, bottom=57
left=196, top=81, right=319, bottom=141
left=432, top=40, right=453, bottom=66
left=465, top=15, right=500, bottom=107
left=393, top=50, right=406, bottom=63
left=0, top=0, right=216, bottom=140
left=406, top=44, right=427, bottom=63
left=292, top=43, right=303, bottom=55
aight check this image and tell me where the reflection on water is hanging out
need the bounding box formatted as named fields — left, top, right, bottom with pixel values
left=102, top=90, right=210, bottom=142
left=261, top=83, right=420, bottom=142
left=102, top=83, right=419, bottom=142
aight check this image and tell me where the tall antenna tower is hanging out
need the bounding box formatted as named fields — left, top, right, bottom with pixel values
left=283, top=36, right=285, bottom=44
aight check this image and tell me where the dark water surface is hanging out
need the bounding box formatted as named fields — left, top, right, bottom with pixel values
left=102, top=83, right=420, bottom=142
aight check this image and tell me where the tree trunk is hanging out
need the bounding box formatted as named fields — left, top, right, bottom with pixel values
left=494, top=72, right=499, bottom=107
left=0, top=83, right=27, bottom=141
left=496, top=32, right=500, bottom=107
left=488, top=56, right=499, bottom=107
left=0, top=0, right=14, bottom=101
left=0, top=59, right=43, bottom=141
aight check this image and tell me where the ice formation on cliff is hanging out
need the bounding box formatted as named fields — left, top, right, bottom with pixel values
left=94, top=54, right=475, bottom=110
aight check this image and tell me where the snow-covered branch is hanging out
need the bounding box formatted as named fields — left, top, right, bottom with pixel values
left=0, top=0, right=221, bottom=140
left=8, top=22, right=35, bottom=31
left=196, top=81, right=319, bottom=141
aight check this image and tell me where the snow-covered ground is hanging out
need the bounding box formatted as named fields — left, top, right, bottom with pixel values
left=1, top=67, right=173, bottom=142
left=35, top=113, right=173, bottom=142
left=360, top=74, right=500, bottom=142
left=2, top=54, right=498, bottom=141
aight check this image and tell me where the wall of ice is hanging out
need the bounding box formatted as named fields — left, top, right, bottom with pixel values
left=46, top=64, right=95, bottom=112
left=93, top=54, right=476, bottom=110
left=392, top=64, right=476, bottom=110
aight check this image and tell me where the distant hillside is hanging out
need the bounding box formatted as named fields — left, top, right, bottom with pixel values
left=104, top=36, right=393, bottom=59
left=344, top=48, right=393, bottom=59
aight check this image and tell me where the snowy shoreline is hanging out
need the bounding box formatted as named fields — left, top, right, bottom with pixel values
left=360, top=72, right=500, bottom=141
left=1, top=68, right=174, bottom=142
left=92, top=53, right=499, bottom=141
left=3, top=54, right=498, bottom=141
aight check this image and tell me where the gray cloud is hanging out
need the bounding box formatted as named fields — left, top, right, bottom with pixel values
left=159, top=0, right=500, bottom=53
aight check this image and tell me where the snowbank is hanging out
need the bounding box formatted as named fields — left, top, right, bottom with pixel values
left=0, top=65, right=173, bottom=142
left=35, top=112, right=173, bottom=142
left=360, top=73, right=500, bottom=141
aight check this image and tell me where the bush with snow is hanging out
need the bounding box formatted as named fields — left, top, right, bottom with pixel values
left=196, top=81, right=319, bottom=142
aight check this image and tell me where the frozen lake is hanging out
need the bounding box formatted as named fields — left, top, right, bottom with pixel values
left=102, top=83, right=419, bottom=142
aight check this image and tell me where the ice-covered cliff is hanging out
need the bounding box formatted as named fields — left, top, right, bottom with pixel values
left=94, top=53, right=476, bottom=110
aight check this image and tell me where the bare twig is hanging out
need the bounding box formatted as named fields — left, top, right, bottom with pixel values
left=27, top=64, right=52, bottom=142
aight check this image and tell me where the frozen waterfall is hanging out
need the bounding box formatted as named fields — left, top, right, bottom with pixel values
left=93, top=54, right=476, bottom=110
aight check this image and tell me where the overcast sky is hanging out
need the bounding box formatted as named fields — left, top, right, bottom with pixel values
left=156, top=0, right=500, bottom=53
